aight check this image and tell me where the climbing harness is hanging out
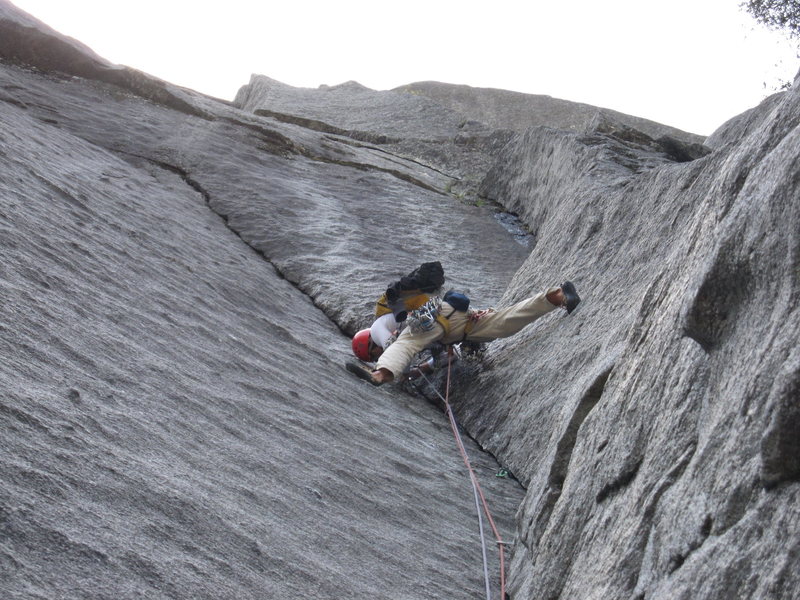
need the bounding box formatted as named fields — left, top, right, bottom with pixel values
left=420, top=347, right=507, bottom=600
left=407, top=298, right=482, bottom=339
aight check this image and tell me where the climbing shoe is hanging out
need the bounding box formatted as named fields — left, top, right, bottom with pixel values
left=561, top=281, right=580, bottom=314
left=345, top=361, right=383, bottom=386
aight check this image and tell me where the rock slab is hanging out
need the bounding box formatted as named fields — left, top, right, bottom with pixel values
left=1, top=1, right=799, bottom=599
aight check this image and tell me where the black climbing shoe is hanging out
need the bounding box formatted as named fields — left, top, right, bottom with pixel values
left=561, top=281, right=580, bottom=314
left=345, top=361, right=383, bottom=386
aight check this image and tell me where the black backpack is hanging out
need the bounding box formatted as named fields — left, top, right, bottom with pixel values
left=376, top=261, right=446, bottom=321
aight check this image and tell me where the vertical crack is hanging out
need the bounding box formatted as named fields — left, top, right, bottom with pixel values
left=132, top=154, right=351, bottom=335
left=526, top=367, right=613, bottom=549
left=549, top=368, right=611, bottom=490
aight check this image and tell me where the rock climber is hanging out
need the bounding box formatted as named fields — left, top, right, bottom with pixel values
left=348, top=281, right=580, bottom=386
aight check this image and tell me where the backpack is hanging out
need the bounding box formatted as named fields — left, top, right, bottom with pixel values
left=375, top=261, right=445, bottom=322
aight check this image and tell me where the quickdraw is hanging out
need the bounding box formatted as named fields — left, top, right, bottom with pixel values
left=406, top=296, right=443, bottom=333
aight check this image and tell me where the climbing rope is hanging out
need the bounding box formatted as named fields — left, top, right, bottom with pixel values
left=419, top=347, right=507, bottom=600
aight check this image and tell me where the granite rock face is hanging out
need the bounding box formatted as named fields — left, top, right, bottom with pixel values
left=395, top=80, right=707, bottom=143
left=235, top=74, right=516, bottom=200
left=2, top=1, right=799, bottom=599
left=454, top=70, right=800, bottom=599
left=235, top=75, right=705, bottom=201
left=0, top=2, right=527, bottom=598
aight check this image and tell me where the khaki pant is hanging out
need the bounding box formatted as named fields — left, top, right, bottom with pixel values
left=375, top=289, right=559, bottom=379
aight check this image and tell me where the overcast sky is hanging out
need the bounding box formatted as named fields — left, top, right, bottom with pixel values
left=11, top=0, right=800, bottom=135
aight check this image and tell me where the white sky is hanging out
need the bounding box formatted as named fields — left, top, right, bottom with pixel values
left=10, top=0, right=800, bottom=135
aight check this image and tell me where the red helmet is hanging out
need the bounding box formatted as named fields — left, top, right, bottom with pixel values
left=351, top=329, right=373, bottom=361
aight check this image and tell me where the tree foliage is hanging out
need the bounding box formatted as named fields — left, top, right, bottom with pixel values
left=743, top=1, right=800, bottom=39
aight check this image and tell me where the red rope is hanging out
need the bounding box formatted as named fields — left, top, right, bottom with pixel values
left=443, top=347, right=507, bottom=599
